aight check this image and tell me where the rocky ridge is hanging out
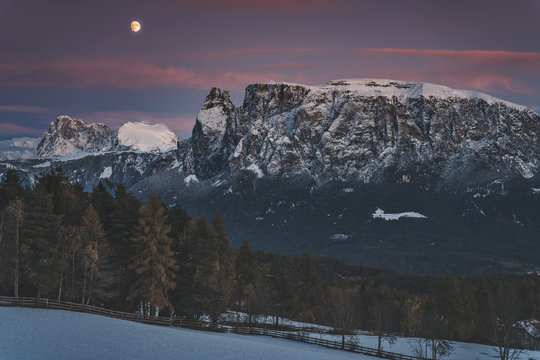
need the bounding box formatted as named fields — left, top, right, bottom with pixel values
left=176, top=79, right=539, bottom=190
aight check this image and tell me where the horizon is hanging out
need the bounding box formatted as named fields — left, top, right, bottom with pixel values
left=1, top=0, right=540, bottom=140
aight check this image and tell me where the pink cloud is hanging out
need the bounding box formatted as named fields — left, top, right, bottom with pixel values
left=351, top=48, right=540, bottom=97
left=0, top=105, right=50, bottom=113
left=178, top=0, right=340, bottom=12
left=0, top=59, right=286, bottom=91
left=185, top=48, right=326, bottom=60
left=0, top=122, right=44, bottom=136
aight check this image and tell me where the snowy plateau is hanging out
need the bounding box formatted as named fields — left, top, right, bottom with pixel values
left=1, top=308, right=539, bottom=360
left=117, top=121, right=178, bottom=153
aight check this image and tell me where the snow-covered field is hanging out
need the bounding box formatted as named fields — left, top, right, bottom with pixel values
left=306, top=333, right=540, bottom=360
left=1, top=307, right=538, bottom=360
left=220, top=312, right=540, bottom=360
left=0, top=307, right=370, bottom=360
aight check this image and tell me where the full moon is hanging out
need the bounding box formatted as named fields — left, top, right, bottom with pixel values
left=131, top=21, right=141, bottom=32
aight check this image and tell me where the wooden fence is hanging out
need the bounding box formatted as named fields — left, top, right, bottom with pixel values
left=0, top=296, right=427, bottom=360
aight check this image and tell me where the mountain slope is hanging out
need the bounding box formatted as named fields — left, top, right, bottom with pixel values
left=2, top=79, right=539, bottom=275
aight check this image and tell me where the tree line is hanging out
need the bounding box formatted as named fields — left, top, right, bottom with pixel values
left=0, top=169, right=538, bottom=359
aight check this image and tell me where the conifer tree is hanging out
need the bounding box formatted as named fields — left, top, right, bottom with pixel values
left=128, top=194, right=177, bottom=316
left=174, top=216, right=222, bottom=319
left=20, top=190, right=62, bottom=299
left=6, top=199, right=24, bottom=298
left=233, top=238, right=258, bottom=325
left=292, top=251, right=322, bottom=323
left=0, top=170, right=24, bottom=207
left=212, top=215, right=234, bottom=305
left=267, top=258, right=291, bottom=326
left=79, top=204, right=107, bottom=305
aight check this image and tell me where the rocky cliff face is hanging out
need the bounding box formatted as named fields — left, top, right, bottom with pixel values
left=178, top=79, right=540, bottom=190
left=37, top=115, right=117, bottom=157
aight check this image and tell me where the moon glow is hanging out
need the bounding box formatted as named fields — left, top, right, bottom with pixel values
left=131, top=21, right=141, bottom=32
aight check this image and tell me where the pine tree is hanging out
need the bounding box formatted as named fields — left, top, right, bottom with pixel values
left=79, top=204, right=107, bottom=305
left=0, top=170, right=24, bottom=207
left=6, top=199, right=24, bottom=298
left=233, top=238, right=258, bottom=325
left=20, top=190, right=63, bottom=299
left=128, top=194, right=177, bottom=316
left=174, top=217, right=222, bottom=319
left=292, top=251, right=322, bottom=323
left=212, top=215, right=234, bottom=305
left=267, top=258, right=291, bottom=326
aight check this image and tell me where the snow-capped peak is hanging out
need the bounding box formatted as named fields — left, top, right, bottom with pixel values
left=118, top=121, right=178, bottom=153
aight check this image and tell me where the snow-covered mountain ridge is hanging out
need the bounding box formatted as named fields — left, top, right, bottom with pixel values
left=175, top=79, right=540, bottom=188
left=36, top=115, right=178, bottom=157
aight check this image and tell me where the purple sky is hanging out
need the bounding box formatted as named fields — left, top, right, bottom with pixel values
left=1, top=0, right=539, bottom=140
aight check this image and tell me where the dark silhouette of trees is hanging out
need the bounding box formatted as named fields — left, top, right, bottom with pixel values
left=128, top=194, right=178, bottom=317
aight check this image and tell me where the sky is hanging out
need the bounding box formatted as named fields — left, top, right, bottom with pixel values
left=1, top=0, right=539, bottom=140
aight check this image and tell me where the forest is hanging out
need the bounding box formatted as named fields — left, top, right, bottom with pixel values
left=0, top=168, right=539, bottom=358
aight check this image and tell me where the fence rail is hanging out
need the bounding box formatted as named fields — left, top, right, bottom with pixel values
left=0, top=296, right=426, bottom=360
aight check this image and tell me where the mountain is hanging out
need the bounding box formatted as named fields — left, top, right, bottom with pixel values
left=2, top=79, right=540, bottom=275
left=34, top=115, right=178, bottom=157
left=176, top=79, right=539, bottom=189
left=117, top=121, right=178, bottom=152
left=37, top=115, right=117, bottom=157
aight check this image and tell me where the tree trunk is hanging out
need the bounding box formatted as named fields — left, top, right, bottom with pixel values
left=14, top=217, right=19, bottom=298
left=58, top=273, right=63, bottom=301
left=87, top=268, right=93, bottom=305
left=82, top=265, right=87, bottom=304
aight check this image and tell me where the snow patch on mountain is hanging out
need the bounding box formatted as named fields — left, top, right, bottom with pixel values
left=372, top=208, right=427, bottom=221
left=118, top=121, right=178, bottom=152
left=99, top=166, right=112, bottom=179
left=246, top=163, right=264, bottom=178
left=33, top=161, right=51, bottom=168
left=197, top=107, right=228, bottom=134
left=184, top=174, right=199, bottom=185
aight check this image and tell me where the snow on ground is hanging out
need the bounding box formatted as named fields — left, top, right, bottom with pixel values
left=0, top=308, right=370, bottom=360
left=118, top=121, right=178, bottom=152
left=372, top=208, right=427, bottom=220
left=221, top=312, right=540, bottom=360
left=308, top=333, right=540, bottom=360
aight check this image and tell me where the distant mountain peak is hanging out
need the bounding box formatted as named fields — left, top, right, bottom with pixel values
left=118, top=121, right=178, bottom=152
left=36, top=115, right=116, bottom=157
left=36, top=115, right=178, bottom=157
